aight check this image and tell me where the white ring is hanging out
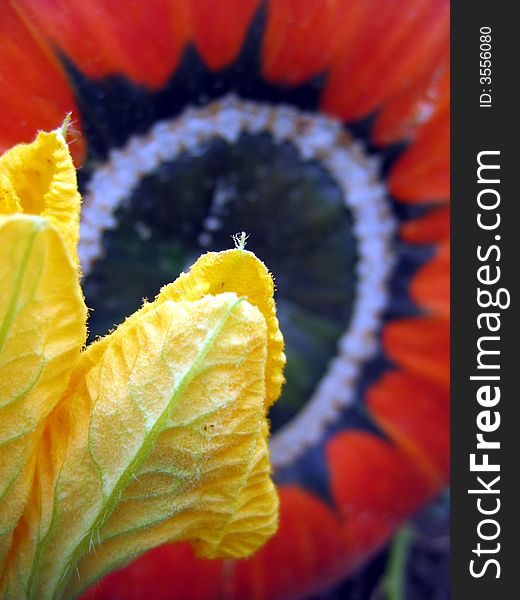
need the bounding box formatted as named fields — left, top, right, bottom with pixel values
left=79, top=95, right=396, bottom=470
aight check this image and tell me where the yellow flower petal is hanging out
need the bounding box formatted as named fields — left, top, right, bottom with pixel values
left=0, top=215, right=87, bottom=570
left=157, top=249, right=286, bottom=409
left=0, top=129, right=81, bottom=268
left=0, top=171, right=22, bottom=214
left=196, top=420, right=278, bottom=559
left=0, top=126, right=284, bottom=598
left=6, top=284, right=279, bottom=599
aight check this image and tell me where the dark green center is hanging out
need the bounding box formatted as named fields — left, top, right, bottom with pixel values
left=82, top=133, right=357, bottom=432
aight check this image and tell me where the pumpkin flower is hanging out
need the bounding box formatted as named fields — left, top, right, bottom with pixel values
left=0, top=127, right=285, bottom=599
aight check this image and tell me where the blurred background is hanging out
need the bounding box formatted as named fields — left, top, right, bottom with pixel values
left=0, top=1, right=450, bottom=598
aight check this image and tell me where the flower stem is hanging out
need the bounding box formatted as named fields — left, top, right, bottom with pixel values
left=382, top=524, right=413, bottom=600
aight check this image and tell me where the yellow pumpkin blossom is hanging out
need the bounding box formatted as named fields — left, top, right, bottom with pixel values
left=0, top=126, right=285, bottom=599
